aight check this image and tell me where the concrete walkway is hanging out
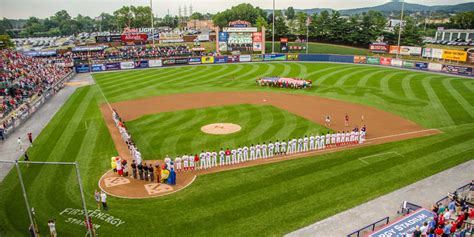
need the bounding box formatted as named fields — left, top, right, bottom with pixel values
left=286, top=159, right=474, bottom=237
left=0, top=73, right=94, bottom=182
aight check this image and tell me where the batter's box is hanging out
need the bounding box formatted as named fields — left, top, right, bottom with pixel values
left=104, top=177, right=131, bottom=187
left=144, top=183, right=174, bottom=195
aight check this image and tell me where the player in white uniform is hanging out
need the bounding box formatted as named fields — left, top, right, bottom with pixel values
left=325, top=132, right=331, bottom=147
left=309, top=135, right=315, bottom=150
left=274, top=140, right=280, bottom=155
left=219, top=149, right=225, bottom=166
left=336, top=132, right=341, bottom=146
left=303, top=136, right=309, bottom=151
left=291, top=138, right=297, bottom=154
left=345, top=131, right=351, bottom=145
left=211, top=151, right=217, bottom=167
left=268, top=142, right=274, bottom=157
left=237, top=147, right=243, bottom=163
left=331, top=133, right=337, bottom=147
left=280, top=140, right=287, bottom=155
left=354, top=131, right=360, bottom=144
left=175, top=156, right=182, bottom=172
left=262, top=143, right=268, bottom=158
left=200, top=151, right=207, bottom=170
left=255, top=144, right=262, bottom=159
left=315, top=135, right=320, bottom=150
left=286, top=139, right=292, bottom=154
left=297, top=138, right=303, bottom=152
left=243, top=146, right=249, bottom=161
left=182, top=155, right=189, bottom=171
left=359, top=131, right=366, bottom=144
left=231, top=149, right=237, bottom=164
left=350, top=131, right=355, bottom=145
left=189, top=155, right=195, bottom=170
left=206, top=151, right=212, bottom=169
left=250, top=145, right=256, bottom=160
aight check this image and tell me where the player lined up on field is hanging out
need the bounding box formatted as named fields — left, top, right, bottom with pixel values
left=112, top=109, right=143, bottom=165
left=169, top=127, right=367, bottom=172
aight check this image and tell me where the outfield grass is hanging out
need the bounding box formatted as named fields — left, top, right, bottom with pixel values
left=265, top=42, right=370, bottom=55
left=127, top=104, right=331, bottom=159
left=0, top=62, right=473, bottom=236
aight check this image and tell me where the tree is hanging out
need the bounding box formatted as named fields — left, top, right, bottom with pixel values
left=51, top=10, right=71, bottom=26
left=97, top=13, right=118, bottom=32
left=0, top=18, right=13, bottom=35
left=114, top=6, right=134, bottom=28
left=399, top=16, right=423, bottom=46
left=130, top=6, right=152, bottom=28
left=255, top=16, right=268, bottom=31
left=23, top=17, right=45, bottom=36
left=295, top=12, right=308, bottom=36
left=212, top=3, right=267, bottom=28
left=450, top=11, right=474, bottom=29
left=274, top=10, right=289, bottom=38
left=0, top=34, right=14, bottom=49
left=286, top=7, right=296, bottom=20
left=190, top=12, right=204, bottom=20
left=75, top=14, right=95, bottom=32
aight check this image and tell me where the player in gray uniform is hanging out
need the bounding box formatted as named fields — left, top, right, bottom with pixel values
left=303, top=135, right=309, bottom=151
left=274, top=140, right=280, bottom=155
left=231, top=149, right=237, bottom=164
left=255, top=143, right=262, bottom=159
left=237, top=147, right=243, bottom=163
left=309, top=135, right=315, bottom=150
left=280, top=140, right=287, bottom=155
left=268, top=142, right=274, bottom=157
left=243, top=146, right=249, bottom=161
left=219, top=148, right=225, bottom=166
left=297, top=138, right=303, bottom=152
left=261, top=142, right=268, bottom=158
left=250, top=144, right=256, bottom=160
left=211, top=151, right=217, bottom=167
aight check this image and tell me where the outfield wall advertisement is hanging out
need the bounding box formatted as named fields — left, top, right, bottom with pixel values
left=91, top=64, right=105, bottom=72
left=201, top=56, right=215, bottom=64
left=367, top=57, right=380, bottom=65
left=148, top=59, right=162, bottom=67
left=415, top=62, right=429, bottom=70
left=120, top=61, right=134, bottom=70
left=264, top=54, right=287, bottom=61
left=380, top=57, right=391, bottom=66
left=442, top=50, right=468, bottom=62
left=422, top=48, right=444, bottom=59
left=400, top=46, right=422, bottom=56
left=239, top=55, right=252, bottom=62
left=403, top=61, right=415, bottom=68
left=188, top=57, right=202, bottom=65
left=391, top=59, right=403, bottom=67
left=75, top=64, right=90, bottom=73
left=251, top=54, right=263, bottom=62
left=214, top=56, right=228, bottom=63
left=428, top=63, right=443, bottom=72
left=354, top=56, right=367, bottom=64
left=442, top=65, right=473, bottom=75
left=134, top=60, right=149, bottom=69
left=105, top=62, right=121, bottom=71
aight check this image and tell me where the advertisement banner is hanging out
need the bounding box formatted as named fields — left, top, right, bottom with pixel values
left=218, top=32, right=229, bottom=42
left=442, top=50, right=468, bottom=62
left=287, top=54, right=298, bottom=61
left=380, top=57, right=392, bottom=65
left=427, top=63, right=443, bottom=72
left=251, top=54, right=264, bottom=62
left=201, top=56, right=215, bottom=64
left=163, top=59, right=176, bottom=66
left=158, top=32, right=183, bottom=43
left=104, top=62, right=120, bottom=71
left=400, top=46, right=422, bottom=56
left=389, top=45, right=399, bottom=55
left=367, top=209, right=435, bottom=237
left=188, top=57, right=202, bottom=65
left=227, top=55, right=240, bottom=63
left=422, top=48, right=444, bottom=59
left=239, top=55, right=252, bottom=62
left=441, top=65, right=473, bottom=75
left=252, top=32, right=263, bottom=42
left=415, top=62, right=428, bottom=70
left=121, top=34, right=148, bottom=42
left=264, top=54, right=287, bottom=61
left=175, top=58, right=189, bottom=65
left=91, top=64, right=105, bottom=72
left=391, top=58, right=403, bottom=67
left=367, top=57, right=380, bottom=65
left=197, top=34, right=210, bottom=41
left=253, top=42, right=262, bottom=51
left=148, top=59, right=162, bottom=68
left=96, top=35, right=121, bottom=43
left=369, top=43, right=389, bottom=53
left=120, top=61, right=134, bottom=70
left=75, top=64, right=90, bottom=73
left=354, top=56, right=367, bottom=64
left=218, top=42, right=228, bottom=52
left=214, top=56, right=228, bottom=64
left=403, top=61, right=415, bottom=68
left=134, top=60, right=149, bottom=69
left=468, top=50, right=474, bottom=64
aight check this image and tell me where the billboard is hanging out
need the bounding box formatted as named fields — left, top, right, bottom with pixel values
left=354, top=56, right=367, bottom=64
left=121, top=34, right=148, bottom=42
left=227, top=55, right=240, bottom=63
left=252, top=32, right=263, bottom=42
left=403, top=61, right=415, bottom=68
left=251, top=54, right=264, bottom=62
left=367, top=209, right=435, bottom=237
left=134, top=60, right=149, bottom=69
left=223, top=27, right=258, bottom=33
left=158, top=32, right=183, bottom=43
left=214, top=56, right=228, bottom=63
left=218, top=42, right=228, bottom=52
left=239, top=55, right=252, bottom=62
left=367, top=57, right=380, bottom=65
left=369, top=43, right=389, bottom=53
left=400, top=46, right=422, bottom=56
left=120, top=61, right=134, bottom=69
left=218, top=32, right=229, bottom=42
left=163, top=59, right=176, bottom=65
left=389, top=46, right=399, bottom=55
left=422, top=48, right=444, bottom=59
left=427, top=63, right=443, bottom=72
left=175, top=58, right=189, bottom=65
left=287, top=54, right=298, bottom=61
left=96, top=35, right=121, bottom=43
left=75, top=64, right=90, bottom=73
left=415, top=62, right=428, bottom=70
left=253, top=42, right=262, bottom=51
left=442, top=50, right=468, bottom=62
left=380, top=57, right=392, bottom=65
left=105, top=62, right=121, bottom=70
left=188, top=57, right=202, bottom=65
left=391, top=58, right=403, bottom=67
left=264, top=54, right=287, bottom=61
left=201, top=56, right=215, bottom=64
left=441, top=65, right=473, bottom=75
left=91, top=64, right=105, bottom=72
left=280, top=38, right=289, bottom=52
left=148, top=59, right=162, bottom=68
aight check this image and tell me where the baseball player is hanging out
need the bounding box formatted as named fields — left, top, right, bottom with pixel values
left=219, top=148, right=225, bottom=166
left=175, top=156, right=182, bottom=172
left=280, top=140, right=287, bottom=155
left=309, top=135, right=315, bottom=150
left=303, top=136, right=309, bottom=151
left=250, top=144, right=256, bottom=160
left=336, top=131, right=341, bottom=147
left=359, top=131, right=366, bottom=144
left=182, top=154, right=189, bottom=171
left=262, top=142, right=268, bottom=158
left=286, top=139, right=293, bottom=155
left=225, top=148, right=231, bottom=165
left=345, top=114, right=349, bottom=127
left=325, top=132, right=331, bottom=147
left=350, top=130, right=356, bottom=145
left=200, top=151, right=206, bottom=170
left=331, top=132, right=337, bottom=147
left=345, top=131, right=351, bottom=145
left=291, top=138, right=297, bottom=154
left=231, top=149, right=237, bottom=164
left=341, top=131, right=346, bottom=145
left=192, top=154, right=198, bottom=170
left=315, top=135, right=321, bottom=150
left=268, top=142, right=274, bottom=157
left=206, top=151, right=212, bottom=169
left=275, top=140, right=280, bottom=155
left=243, top=145, right=249, bottom=161
left=255, top=143, right=262, bottom=159
left=325, top=115, right=331, bottom=127
left=237, top=147, right=243, bottom=163
left=354, top=130, right=360, bottom=144
left=211, top=151, right=218, bottom=167
left=297, top=137, right=303, bottom=152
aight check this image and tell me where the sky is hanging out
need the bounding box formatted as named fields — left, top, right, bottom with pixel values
left=0, top=0, right=472, bottom=19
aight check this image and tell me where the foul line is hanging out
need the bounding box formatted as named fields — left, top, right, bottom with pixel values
left=367, top=129, right=440, bottom=141
left=358, top=151, right=404, bottom=165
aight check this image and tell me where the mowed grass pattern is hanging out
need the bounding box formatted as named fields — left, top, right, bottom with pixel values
left=0, top=62, right=472, bottom=236
left=127, top=104, right=331, bottom=159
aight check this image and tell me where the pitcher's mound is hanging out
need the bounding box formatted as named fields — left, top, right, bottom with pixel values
left=201, top=123, right=241, bottom=135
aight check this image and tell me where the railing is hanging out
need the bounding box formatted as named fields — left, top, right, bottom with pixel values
left=435, top=183, right=472, bottom=206
left=346, top=216, right=390, bottom=237
left=1, top=71, right=75, bottom=138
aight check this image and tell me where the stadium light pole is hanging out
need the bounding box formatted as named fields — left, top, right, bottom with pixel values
left=150, top=0, right=155, bottom=46
left=396, top=0, right=405, bottom=59
left=272, top=0, right=275, bottom=53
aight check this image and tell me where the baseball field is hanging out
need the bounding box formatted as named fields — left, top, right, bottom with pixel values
left=0, top=62, right=473, bottom=236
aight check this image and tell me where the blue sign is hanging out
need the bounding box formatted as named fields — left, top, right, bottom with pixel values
left=134, top=60, right=149, bottom=69
left=75, top=64, right=90, bottom=73
left=91, top=64, right=105, bottom=72
left=219, top=32, right=228, bottom=42
left=105, top=62, right=120, bottom=71
left=214, top=56, right=228, bottom=63
left=415, top=62, right=428, bottom=70
left=367, top=209, right=435, bottom=237
left=188, top=57, right=202, bottom=64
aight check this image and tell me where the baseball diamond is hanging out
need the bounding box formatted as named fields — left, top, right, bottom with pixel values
left=1, top=61, right=473, bottom=236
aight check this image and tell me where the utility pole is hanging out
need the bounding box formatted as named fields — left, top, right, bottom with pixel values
left=272, top=0, right=275, bottom=53
left=150, top=0, right=155, bottom=46
left=396, top=0, right=405, bottom=59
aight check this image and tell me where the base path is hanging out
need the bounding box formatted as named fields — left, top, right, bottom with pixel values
left=286, top=159, right=474, bottom=237
left=99, top=92, right=440, bottom=198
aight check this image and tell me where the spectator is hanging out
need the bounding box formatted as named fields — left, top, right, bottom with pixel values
left=94, top=190, right=101, bottom=209
left=47, top=219, right=57, bottom=237
left=100, top=191, right=108, bottom=210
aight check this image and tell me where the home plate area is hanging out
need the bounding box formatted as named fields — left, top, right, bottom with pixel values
left=104, top=177, right=131, bottom=188
left=144, top=183, right=174, bottom=195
